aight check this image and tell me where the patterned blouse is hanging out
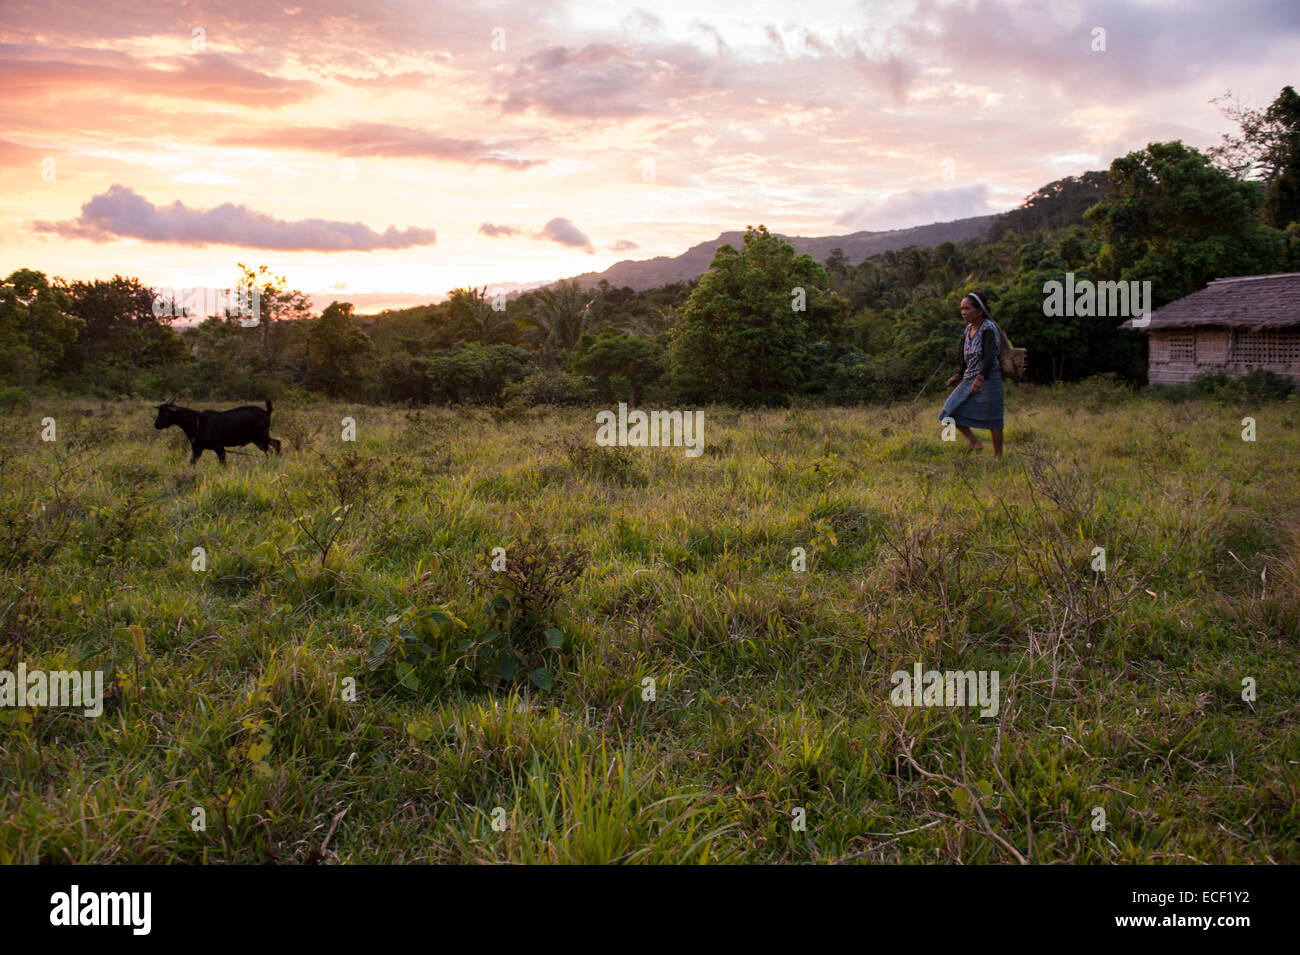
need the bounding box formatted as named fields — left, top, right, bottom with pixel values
left=960, top=318, right=1000, bottom=381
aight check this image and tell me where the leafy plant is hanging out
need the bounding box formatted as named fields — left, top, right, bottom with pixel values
left=293, top=448, right=373, bottom=567
left=366, top=603, right=467, bottom=694
left=1190, top=368, right=1294, bottom=403
left=229, top=715, right=275, bottom=780
left=455, top=594, right=566, bottom=689
left=464, top=533, right=588, bottom=690
left=0, top=386, right=30, bottom=410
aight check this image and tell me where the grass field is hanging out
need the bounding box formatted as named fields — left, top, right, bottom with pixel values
left=2, top=382, right=1298, bottom=863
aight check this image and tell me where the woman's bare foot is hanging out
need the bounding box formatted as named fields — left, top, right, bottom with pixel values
left=963, top=439, right=983, bottom=452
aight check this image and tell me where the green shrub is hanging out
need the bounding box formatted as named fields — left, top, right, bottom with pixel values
left=1237, top=368, right=1295, bottom=400
left=1154, top=368, right=1295, bottom=404
left=0, top=386, right=30, bottom=410
left=503, top=370, right=594, bottom=406
left=422, top=342, right=534, bottom=405
left=57, top=362, right=138, bottom=398
left=824, top=359, right=890, bottom=405
left=462, top=533, right=588, bottom=690
left=366, top=604, right=468, bottom=695
left=1188, top=368, right=1294, bottom=402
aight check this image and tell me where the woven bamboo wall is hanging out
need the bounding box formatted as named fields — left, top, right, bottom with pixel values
left=1148, top=327, right=1300, bottom=384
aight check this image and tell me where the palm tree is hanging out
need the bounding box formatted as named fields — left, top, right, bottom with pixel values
left=933, top=241, right=966, bottom=280
left=899, top=248, right=930, bottom=288
left=522, top=279, right=600, bottom=353
left=883, top=287, right=911, bottom=310
left=446, top=285, right=519, bottom=344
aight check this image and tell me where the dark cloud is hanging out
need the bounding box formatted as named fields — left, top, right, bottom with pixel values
left=34, top=184, right=437, bottom=251
left=537, top=217, right=594, bottom=252
left=479, top=216, right=595, bottom=252
left=218, top=122, right=544, bottom=168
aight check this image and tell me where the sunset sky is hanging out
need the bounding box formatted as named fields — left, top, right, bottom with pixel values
left=3, top=0, right=1298, bottom=312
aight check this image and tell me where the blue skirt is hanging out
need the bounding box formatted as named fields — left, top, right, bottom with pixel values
left=941, top=372, right=1004, bottom=431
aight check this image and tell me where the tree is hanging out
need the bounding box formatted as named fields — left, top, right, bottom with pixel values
left=235, top=263, right=311, bottom=374
left=306, top=301, right=375, bottom=397
left=988, top=172, right=1109, bottom=239
left=1086, top=141, right=1287, bottom=305
left=443, top=285, right=519, bottom=345
left=931, top=241, right=966, bottom=281
left=899, top=247, right=930, bottom=288
left=825, top=247, right=849, bottom=282
left=1210, top=87, right=1300, bottom=179
left=994, top=272, right=1145, bottom=384
left=1210, top=86, right=1300, bottom=228
left=522, top=279, right=599, bottom=356
left=0, top=270, right=81, bottom=385
left=1260, top=87, right=1300, bottom=228
left=571, top=333, right=664, bottom=405
left=668, top=224, right=831, bottom=404
left=421, top=342, right=534, bottom=404
left=59, top=274, right=189, bottom=372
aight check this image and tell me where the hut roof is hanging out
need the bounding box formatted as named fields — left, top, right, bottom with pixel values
left=1121, top=272, right=1300, bottom=332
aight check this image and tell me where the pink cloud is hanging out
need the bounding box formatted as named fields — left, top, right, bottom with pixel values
left=34, top=184, right=437, bottom=251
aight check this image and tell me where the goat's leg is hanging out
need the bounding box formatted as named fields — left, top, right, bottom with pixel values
left=216, top=447, right=227, bottom=465
left=191, top=444, right=202, bottom=465
left=271, top=438, right=282, bottom=454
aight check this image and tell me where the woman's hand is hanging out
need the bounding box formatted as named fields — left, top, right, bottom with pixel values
left=946, top=374, right=960, bottom=387
left=970, top=376, right=984, bottom=394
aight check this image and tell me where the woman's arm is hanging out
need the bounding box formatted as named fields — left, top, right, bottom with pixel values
left=947, top=335, right=965, bottom=385
left=978, top=327, right=997, bottom=379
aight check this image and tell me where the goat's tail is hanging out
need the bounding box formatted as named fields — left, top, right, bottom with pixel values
left=265, top=399, right=274, bottom=416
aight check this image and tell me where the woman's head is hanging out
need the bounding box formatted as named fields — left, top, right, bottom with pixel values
left=960, top=292, right=991, bottom=325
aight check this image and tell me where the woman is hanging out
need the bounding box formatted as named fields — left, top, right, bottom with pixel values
left=940, top=292, right=1003, bottom=456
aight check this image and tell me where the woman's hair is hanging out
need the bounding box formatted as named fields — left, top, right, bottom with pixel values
left=963, top=291, right=992, bottom=319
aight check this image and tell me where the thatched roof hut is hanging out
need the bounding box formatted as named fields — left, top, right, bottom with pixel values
left=1121, top=272, right=1300, bottom=385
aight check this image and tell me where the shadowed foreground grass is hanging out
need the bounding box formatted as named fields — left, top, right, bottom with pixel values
left=1, top=383, right=1297, bottom=863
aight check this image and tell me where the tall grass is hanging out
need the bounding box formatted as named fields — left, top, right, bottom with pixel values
left=1, top=385, right=1297, bottom=863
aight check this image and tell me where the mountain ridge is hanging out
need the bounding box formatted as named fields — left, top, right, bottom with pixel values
left=532, top=213, right=1000, bottom=294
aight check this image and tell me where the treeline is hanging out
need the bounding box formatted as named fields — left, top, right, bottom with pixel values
left=4, top=87, right=1298, bottom=408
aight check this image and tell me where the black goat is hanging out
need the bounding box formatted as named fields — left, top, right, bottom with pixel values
left=154, top=397, right=282, bottom=465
